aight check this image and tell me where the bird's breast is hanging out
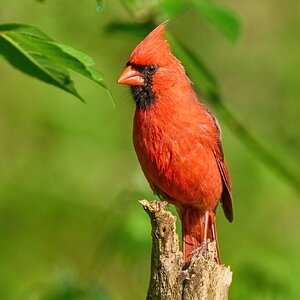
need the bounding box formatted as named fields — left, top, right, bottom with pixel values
left=133, top=103, right=223, bottom=210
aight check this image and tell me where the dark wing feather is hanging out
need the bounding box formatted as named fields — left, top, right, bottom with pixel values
left=214, top=145, right=234, bottom=222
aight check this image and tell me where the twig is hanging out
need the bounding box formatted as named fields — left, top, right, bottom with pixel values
left=140, top=200, right=232, bottom=300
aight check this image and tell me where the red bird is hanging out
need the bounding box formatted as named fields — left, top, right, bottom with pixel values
left=117, top=22, right=233, bottom=263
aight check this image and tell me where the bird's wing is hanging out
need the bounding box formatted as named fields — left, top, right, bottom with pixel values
left=213, top=144, right=234, bottom=222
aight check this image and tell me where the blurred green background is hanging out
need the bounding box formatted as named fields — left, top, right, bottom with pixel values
left=1, top=0, right=300, bottom=299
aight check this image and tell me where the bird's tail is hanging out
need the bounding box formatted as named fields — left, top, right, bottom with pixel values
left=177, top=207, right=220, bottom=263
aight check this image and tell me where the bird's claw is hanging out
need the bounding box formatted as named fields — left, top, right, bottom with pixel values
left=191, top=240, right=209, bottom=259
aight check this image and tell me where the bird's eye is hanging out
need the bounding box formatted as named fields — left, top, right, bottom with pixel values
left=146, top=65, right=157, bottom=75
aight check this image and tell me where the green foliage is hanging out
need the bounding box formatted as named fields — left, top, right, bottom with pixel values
left=105, top=22, right=155, bottom=39
left=119, top=0, right=241, bottom=42
left=159, top=0, right=187, bottom=18
left=192, top=0, right=241, bottom=42
left=0, top=23, right=110, bottom=102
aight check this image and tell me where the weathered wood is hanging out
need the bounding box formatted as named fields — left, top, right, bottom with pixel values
left=140, top=200, right=232, bottom=300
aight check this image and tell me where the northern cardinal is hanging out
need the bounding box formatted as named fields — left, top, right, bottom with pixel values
left=117, top=22, right=233, bottom=263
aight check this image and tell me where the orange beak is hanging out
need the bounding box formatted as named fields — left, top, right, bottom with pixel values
left=117, top=65, right=145, bottom=86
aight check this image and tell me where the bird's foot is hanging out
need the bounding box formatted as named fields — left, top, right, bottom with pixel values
left=190, top=240, right=209, bottom=259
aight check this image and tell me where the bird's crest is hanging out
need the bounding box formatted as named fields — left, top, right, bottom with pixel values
left=129, top=21, right=172, bottom=66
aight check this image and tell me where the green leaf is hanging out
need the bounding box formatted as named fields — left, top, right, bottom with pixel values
left=54, top=43, right=107, bottom=89
left=105, top=22, right=155, bottom=39
left=0, top=23, right=111, bottom=102
left=193, top=1, right=242, bottom=42
left=159, top=0, right=187, bottom=18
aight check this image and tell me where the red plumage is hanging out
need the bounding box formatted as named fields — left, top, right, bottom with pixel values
left=118, top=22, right=233, bottom=263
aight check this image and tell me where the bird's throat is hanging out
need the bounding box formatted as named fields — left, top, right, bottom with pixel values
left=130, top=84, right=155, bottom=110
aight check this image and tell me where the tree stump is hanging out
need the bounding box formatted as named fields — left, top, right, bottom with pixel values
left=140, top=200, right=232, bottom=300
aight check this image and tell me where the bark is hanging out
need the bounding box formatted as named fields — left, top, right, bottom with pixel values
left=140, top=200, right=232, bottom=300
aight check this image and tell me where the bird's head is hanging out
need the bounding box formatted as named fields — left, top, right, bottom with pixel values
left=117, top=21, right=187, bottom=110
